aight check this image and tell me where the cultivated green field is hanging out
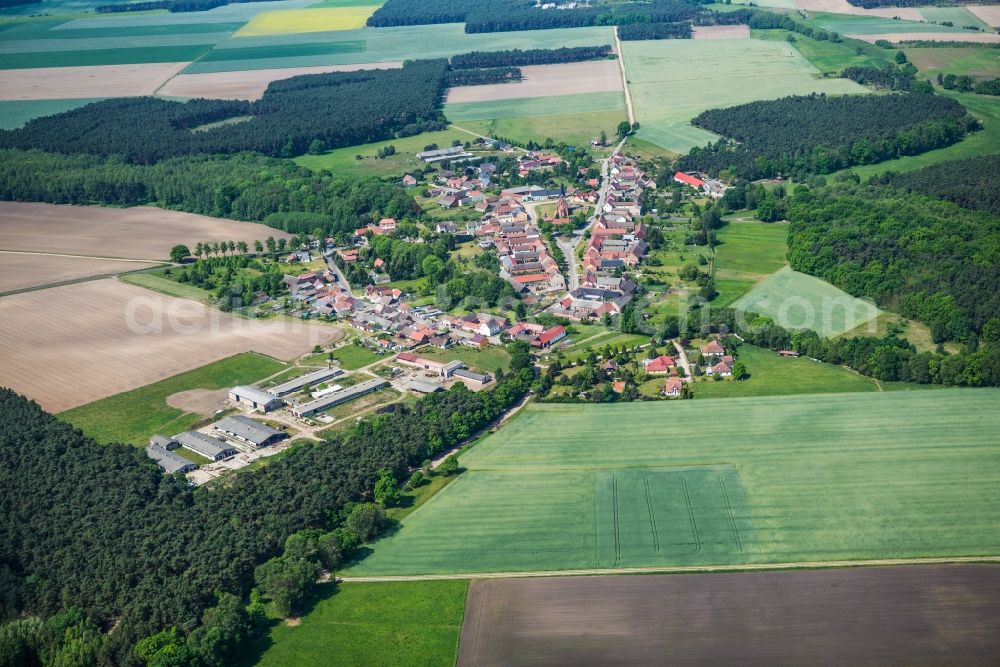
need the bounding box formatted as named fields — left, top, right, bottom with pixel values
left=0, top=44, right=211, bottom=69
left=445, top=91, right=625, bottom=121
left=456, top=110, right=627, bottom=148
left=806, top=12, right=965, bottom=35
left=347, top=389, right=1000, bottom=575
left=692, top=344, right=879, bottom=398
left=917, top=6, right=989, bottom=30
left=59, top=352, right=285, bottom=445
left=619, top=38, right=867, bottom=152
left=733, top=266, right=882, bottom=337
left=121, top=271, right=211, bottom=301
left=184, top=24, right=613, bottom=73
left=249, top=581, right=468, bottom=667
left=850, top=91, right=1000, bottom=177
left=754, top=28, right=894, bottom=73
left=0, top=98, right=102, bottom=129
left=905, top=45, right=1000, bottom=79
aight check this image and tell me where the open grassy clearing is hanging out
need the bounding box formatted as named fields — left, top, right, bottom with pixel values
left=59, top=352, right=284, bottom=445
left=414, top=345, right=512, bottom=373
left=234, top=6, right=379, bottom=36
left=849, top=91, right=1000, bottom=177
left=733, top=266, right=882, bottom=337
left=753, top=28, right=894, bottom=73
left=0, top=98, right=102, bottom=128
left=0, top=279, right=339, bottom=413
left=692, top=344, right=879, bottom=398
left=456, top=110, right=627, bottom=148
left=459, top=569, right=1000, bottom=666
left=837, top=311, right=960, bottom=354
left=121, top=270, right=212, bottom=301
left=620, top=38, right=867, bottom=153
left=348, top=389, right=1000, bottom=575
left=184, top=23, right=613, bottom=73
left=248, top=581, right=467, bottom=667
left=294, top=128, right=491, bottom=177
left=712, top=221, right=788, bottom=281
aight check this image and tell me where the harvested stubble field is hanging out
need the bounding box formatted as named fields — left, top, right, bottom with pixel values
left=732, top=266, right=882, bottom=337
left=794, top=0, right=923, bottom=20
left=458, top=566, right=1000, bottom=666
left=0, top=251, right=160, bottom=293
left=619, top=39, right=866, bottom=153
left=905, top=46, right=1000, bottom=78
left=691, top=24, right=750, bottom=39
left=0, top=62, right=189, bottom=100
left=0, top=279, right=341, bottom=412
left=966, top=4, right=1000, bottom=28
left=346, top=390, right=1000, bottom=575
left=445, top=60, right=622, bottom=104
left=0, top=202, right=290, bottom=260
left=158, top=62, right=402, bottom=100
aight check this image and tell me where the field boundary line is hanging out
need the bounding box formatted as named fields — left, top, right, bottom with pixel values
left=0, top=249, right=166, bottom=262
left=341, top=555, right=1000, bottom=582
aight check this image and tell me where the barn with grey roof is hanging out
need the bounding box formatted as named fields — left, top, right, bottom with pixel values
left=174, top=431, right=236, bottom=461
left=146, top=445, right=197, bottom=474
left=213, top=415, right=286, bottom=447
left=266, top=367, right=343, bottom=397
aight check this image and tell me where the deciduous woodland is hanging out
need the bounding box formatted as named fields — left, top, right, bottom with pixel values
left=675, top=93, right=977, bottom=179
left=787, top=183, right=1000, bottom=343
left=0, top=61, right=449, bottom=164
left=449, top=45, right=613, bottom=69
left=882, top=154, right=1000, bottom=215
left=0, top=366, right=532, bottom=665
left=0, top=150, right=417, bottom=238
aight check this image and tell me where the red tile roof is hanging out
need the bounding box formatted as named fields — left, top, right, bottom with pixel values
left=674, top=172, right=705, bottom=189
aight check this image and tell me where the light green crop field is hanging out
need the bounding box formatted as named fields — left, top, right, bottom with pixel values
left=445, top=91, right=625, bottom=121
left=905, top=45, right=1000, bottom=78
left=415, top=345, right=513, bottom=373
left=806, top=12, right=966, bottom=35
left=120, top=271, right=212, bottom=301
left=59, top=352, right=285, bottom=445
left=346, top=389, right=1000, bottom=575
left=250, top=581, right=467, bottom=667
left=850, top=91, right=1000, bottom=178
left=455, top=110, right=627, bottom=147
left=917, top=6, right=989, bottom=30
left=0, top=44, right=210, bottom=68
left=753, top=28, right=894, bottom=73
left=692, top=344, right=879, bottom=398
left=619, top=38, right=867, bottom=152
left=0, top=98, right=102, bottom=129
left=184, top=23, right=613, bottom=73
left=713, top=221, right=788, bottom=281
left=733, top=266, right=882, bottom=337
left=294, top=128, right=490, bottom=177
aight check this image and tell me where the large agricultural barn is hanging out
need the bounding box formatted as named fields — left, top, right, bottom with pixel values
left=229, top=386, right=284, bottom=413
left=213, top=415, right=287, bottom=448
left=173, top=431, right=237, bottom=461
left=291, top=377, right=389, bottom=417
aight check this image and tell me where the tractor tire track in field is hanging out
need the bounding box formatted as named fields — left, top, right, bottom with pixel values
left=340, top=555, right=1000, bottom=582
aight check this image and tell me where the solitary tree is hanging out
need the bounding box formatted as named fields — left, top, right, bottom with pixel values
left=169, top=245, right=191, bottom=263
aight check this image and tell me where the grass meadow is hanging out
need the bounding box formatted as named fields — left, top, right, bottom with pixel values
left=346, top=389, right=1000, bottom=575
left=917, top=6, right=989, bottom=30
left=732, top=266, right=882, bottom=337
left=905, top=45, right=1000, bottom=79
left=249, top=581, right=468, bottom=667
left=754, top=28, right=894, bottom=73
left=805, top=12, right=966, bottom=36
left=59, top=352, right=285, bottom=445
left=619, top=38, right=867, bottom=152
left=712, top=221, right=788, bottom=281
left=121, top=270, right=212, bottom=301
left=415, top=345, right=513, bottom=373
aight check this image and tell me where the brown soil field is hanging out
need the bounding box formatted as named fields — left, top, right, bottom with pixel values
left=906, top=46, right=1000, bottom=77
left=445, top=60, right=622, bottom=104
left=0, top=251, right=159, bottom=293
left=459, top=566, right=1000, bottom=666
left=966, top=4, right=1000, bottom=27
left=157, top=61, right=404, bottom=100
left=165, top=387, right=230, bottom=415
left=0, top=202, right=291, bottom=261
left=794, top=0, right=923, bottom=20
left=851, top=31, right=1000, bottom=43
left=0, top=62, right=190, bottom=101
left=0, top=279, right=342, bottom=412
left=692, top=24, right=751, bottom=39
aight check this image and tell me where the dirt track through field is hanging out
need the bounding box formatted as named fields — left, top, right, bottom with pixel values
left=457, top=565, right=1000, bottom=666
left=0, top=202, right=291, bottom=261
left=157, top=61, right=404, bottom=100
left=0, top=62, right=190, bottom=100
left=0, top=279, right=342, bottom=412
left=851, top=31, right=1000, bottom=43
left=445, top=60, right=622, bottom=104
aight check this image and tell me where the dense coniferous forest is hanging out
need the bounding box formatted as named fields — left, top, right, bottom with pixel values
left=449, top=45, right=613, bottom=69
left=0, top=150, right=418, bottom=238
left=0, top=61, right=449, bottom=164
left=96, top=0, right=278, bottom=12
left=446, top=66, right=521, bottom=86
left=786, top=183, right=1000, bottom=342
left=675, top=93, right=977, bottom=179
left=367, top=0, right=700, bottom=32
left=617, top=21, right=692, bottom=40
left=841, top=63, right=923, bottom=90
left=882, top=154, right=1000, bottom=215
left=0, top=365, right=532, bottom=665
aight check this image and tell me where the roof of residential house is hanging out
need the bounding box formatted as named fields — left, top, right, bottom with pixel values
left=645, top=355, right=676, bottom=372
left=663, top=377, right=684, bottom=393
left=213, top=415, right=285, bottom=447
left=702, top=340, right=725, bottom=355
